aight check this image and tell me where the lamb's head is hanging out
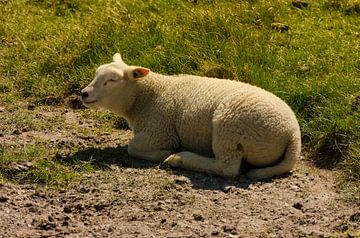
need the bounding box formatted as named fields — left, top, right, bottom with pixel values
left=81, top=53, right=150, bottom=115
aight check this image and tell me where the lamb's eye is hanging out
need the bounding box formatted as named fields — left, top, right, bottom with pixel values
left=104, top=79, right=116, bottom=86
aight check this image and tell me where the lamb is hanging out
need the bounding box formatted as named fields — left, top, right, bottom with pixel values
left=81, top=53, right=301, bottom=179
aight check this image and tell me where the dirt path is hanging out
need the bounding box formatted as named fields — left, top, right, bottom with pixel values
left=1, top=155, right=359, bottom=237
left=0, top=108, right=359, bottom=237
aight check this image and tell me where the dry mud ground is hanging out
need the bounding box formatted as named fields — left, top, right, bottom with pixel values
left=1, top=108, right=359, bottom=238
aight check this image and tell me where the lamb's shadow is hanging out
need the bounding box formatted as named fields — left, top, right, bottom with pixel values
left=56, top=145, right=156, bottom=170
left=57, top=146, right=285, bottom=191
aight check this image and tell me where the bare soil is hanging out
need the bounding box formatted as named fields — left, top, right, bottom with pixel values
left=1, top=107, right=359, bottom=238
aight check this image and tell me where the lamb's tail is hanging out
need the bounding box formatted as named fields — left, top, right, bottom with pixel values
left=246, top=133, right=301, bottom=180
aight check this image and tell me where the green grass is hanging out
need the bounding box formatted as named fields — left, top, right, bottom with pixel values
left=0, top=0, right=359, bottom=199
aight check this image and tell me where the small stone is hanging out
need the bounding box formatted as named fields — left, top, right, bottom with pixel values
left=153, top=206, right=163, bottom=211
left=293, top=202, right=303, bottom=210
left=211, top=230, right=220, bottom=236
left=160, top=218, right=167, bottom=224
left=336, top=224, right=349, bottom=232
left=94, top=203, right=107, bottom=212
left=63, top=206, right=72, bottom=213
left=223, top=225, right=237, bottom=234
left=127, top=215, right=137, bottom=221
left=22, top=127, right=30, bottom=133
left=0, top=196, right=8, bottom=203
left=222, top=185, right=235, bottom=193
left=38, top=221, right=56, bottom=230
left=11, top=129, right=21, bottom=135
left=193, top=213, right=205, bottom=222
left=28, top=206, right=37, bottom=213
left=75, top=203, right=84, bottom=212
left=290, top=185, right=301, bottom=192
left=47, top=215, right=54, bottom=222
left=349, top=212, right=360, bottom=222
left=32, top=190, right=46, bottom=198
left=78, top=186, right=90, bottom=193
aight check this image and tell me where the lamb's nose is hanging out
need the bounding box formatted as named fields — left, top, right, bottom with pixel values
left=81, top=91, right=89, bottom=99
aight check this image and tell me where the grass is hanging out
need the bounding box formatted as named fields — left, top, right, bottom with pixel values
left=0, top=0, right=359, bottom=200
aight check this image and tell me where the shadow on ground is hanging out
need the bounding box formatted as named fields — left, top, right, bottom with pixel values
left=57, top=146, right=293, bottom=191
left=55, top=146, right=155, bottom=170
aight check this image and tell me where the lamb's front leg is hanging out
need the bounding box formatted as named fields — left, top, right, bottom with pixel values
left=127, top=133, right=176, bottom=162
left=128, top=147, right=173, bottom=162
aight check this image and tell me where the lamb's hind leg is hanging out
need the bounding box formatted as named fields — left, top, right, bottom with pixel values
left=163, top=142, right=243, bottom=178
left=164, top=115, right=244, bottom=177
left=164, top=152, right=218, bottom=175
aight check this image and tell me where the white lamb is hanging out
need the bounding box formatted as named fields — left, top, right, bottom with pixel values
left=81, top=53, right=301, bottom=179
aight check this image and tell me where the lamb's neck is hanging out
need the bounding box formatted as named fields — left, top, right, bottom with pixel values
left=124, top=75, right=159, bottom=128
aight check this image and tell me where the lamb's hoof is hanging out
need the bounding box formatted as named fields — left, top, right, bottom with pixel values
left=163, top=154, right=183, bottom=168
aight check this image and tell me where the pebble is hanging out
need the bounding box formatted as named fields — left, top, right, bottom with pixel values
left=11, top=129, right=21, bottom=135
left=223, top=225, right=237, bottom=234
left=94, top=203, right=107, bottom=212
left=63, top=205, right=72, bottom=213
left=293, top=202, right=303, bottom=210
left=222, top=185, right=235, bottom=193
left=349, top=212, right=360, bottom=222
left=193, top=213, right=205, bottom=222
left=32, top=190, right=46, bottom=199
left=290, top=185, right=301, bottom=192
left=0, top=196, right=9, bottom=203
left=62, top=220, right=69, bottom=226
left=38, top=221, right=56, bottom=230
left=28, top=206, right=37, bottom=213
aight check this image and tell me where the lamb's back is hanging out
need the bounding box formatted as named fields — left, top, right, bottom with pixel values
left=141, top=74, right=298, bottom=155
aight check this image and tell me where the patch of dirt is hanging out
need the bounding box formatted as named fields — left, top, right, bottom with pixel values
left=1, top=162, right=359, bottom=237
left=0, top=108, right=359, bottom=237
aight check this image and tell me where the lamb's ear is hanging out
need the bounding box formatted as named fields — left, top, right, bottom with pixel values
left=131, top=67, right=150, bottom=79
left=113, top=53, right=123, bottom=63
